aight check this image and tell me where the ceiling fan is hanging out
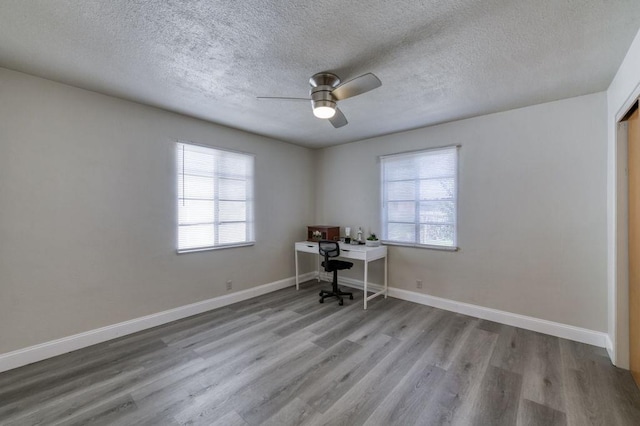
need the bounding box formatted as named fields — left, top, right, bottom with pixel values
left=257, top=72, right=382, bottom=128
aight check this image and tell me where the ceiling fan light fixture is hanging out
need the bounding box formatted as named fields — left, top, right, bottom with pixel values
left=312, top=99, right=336, bottom=119
left=313, top=106, right=336, bottom=119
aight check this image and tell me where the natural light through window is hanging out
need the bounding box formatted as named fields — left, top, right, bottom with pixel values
left=381, top=146, right=458, bottom=249
left=177, top=142, right=254, bottom=252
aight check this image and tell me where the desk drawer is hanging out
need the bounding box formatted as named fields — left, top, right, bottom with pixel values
left=295, top=242, right=318, bottom=254
left=339, top=247, right=366, bottom=260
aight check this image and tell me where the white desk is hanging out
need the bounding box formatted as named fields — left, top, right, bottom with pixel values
left=294, top=241, right=388, bottom=309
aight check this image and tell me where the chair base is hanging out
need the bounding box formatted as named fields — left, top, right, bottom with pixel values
left=319, top=280, right=354, bottom=306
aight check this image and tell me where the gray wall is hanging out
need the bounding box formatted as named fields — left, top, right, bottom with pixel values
left=0, top=68, right=315, bottom=354
left=315, top=92, right=608, bottom=332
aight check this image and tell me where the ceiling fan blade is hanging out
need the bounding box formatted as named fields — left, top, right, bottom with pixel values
left=329, top=107, right=348, bottom=128
left=256, top=96, right=309, bottom=101
left=331, top=73, right=381, bottom=101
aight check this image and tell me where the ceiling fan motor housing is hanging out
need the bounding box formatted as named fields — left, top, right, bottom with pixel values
left=309, top=72, right=340, bottom=111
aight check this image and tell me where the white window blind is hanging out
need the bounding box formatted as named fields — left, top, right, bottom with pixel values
left=177, top=142, right=254, bottom=252
left=381, top=146, right=458, bottom=249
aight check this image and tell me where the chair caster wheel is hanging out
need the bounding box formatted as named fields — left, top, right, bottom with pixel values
left=350, top=295, right=354, bottom=300
left=339, top=300, right=344, bottom=306
left=319, top=291, right=323, bottom=296
left=319, top=298, right=324, bottom=303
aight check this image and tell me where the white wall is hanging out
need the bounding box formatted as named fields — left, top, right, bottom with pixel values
left=316, top=92, right=608, bottom=332
left=0, top=68, right=315, bottom=354
left=607, top=27, right=640, bottom=367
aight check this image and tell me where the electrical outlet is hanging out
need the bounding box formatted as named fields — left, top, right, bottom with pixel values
left=226, top=280, right=232, bottom=291
left=416, top=279, right=423, bottom=289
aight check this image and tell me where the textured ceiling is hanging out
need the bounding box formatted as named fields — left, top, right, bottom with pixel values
left=0, top=1, right=639, bottom=148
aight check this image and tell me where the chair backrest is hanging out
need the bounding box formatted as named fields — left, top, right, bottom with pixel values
left=319, top=240, right=340, bottom=260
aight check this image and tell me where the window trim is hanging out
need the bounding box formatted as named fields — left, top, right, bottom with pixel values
left=380, top=144, right=460, bottom=251
left=177, top=241, right=255, bottom=255
left=176, top=141, right=255, bottom=254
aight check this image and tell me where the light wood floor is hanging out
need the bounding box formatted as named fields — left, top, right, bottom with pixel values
left=1, top=281, right=640, bottom=425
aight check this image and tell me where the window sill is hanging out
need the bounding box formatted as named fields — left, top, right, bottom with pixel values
left=177, top=241, right=255, bottom=254
left=381, top=241, right=459, bottom=251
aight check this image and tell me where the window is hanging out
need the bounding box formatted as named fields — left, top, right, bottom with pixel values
left=176, top=142, right=254, bottom=252
left=381, top=146, right=458, bottom=249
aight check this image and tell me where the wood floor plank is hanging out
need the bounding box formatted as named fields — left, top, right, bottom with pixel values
left=469, top=365, right=523, bottom=426
left=0, top=337, right=167, bottom=403
left=378, top=302, right=433, bottom=340
left=416, top=327, right=499, bottom=426
left=55, top=394, right=138, bottom=426
left=292, top=291, right=339, bottom=314
left=192, top=309, right=299, bottom=357
left=489, top=325, right=536, bottom=374
left=272, top=303, right=340, bottom=337
left=209, top=410, right=249, bottom=426
left=311, top=308, right=378, bottom=349
left=517, top=399, right=567, bottom=426
left=426, top=313, right=478, bottom=370
left=308, top=311, right=453, bottom=425
left=249, top=286, right=321, bottom=316
left=296, top=333, right=397, bottom=413
left=98, top=401, right=182, bottom=426
left=0, top=339, right=184, bottom=421
left=363, top=365, right=446, bottom=425
left=366, top=315, right=477, bottom=425
left=364, top=312, right=477, bottom=425
left=170, top=338, right=324, bottom=424
left=560, top=339, right=623, bottom=426
left=108, top=307, right=240, bottom=349
left=0, top=309, right=222, bottom=392
left=260, top=398, right=322, bottom=426
left=226, top=287, right=303, bottom=314
left=7, top=348, right=202, bottom=425
left=477, top=318, right=504, bottom=334
left=164, top=313, right=264, bottom=350
left=340, top=297, right=407, bottom=343
left=305, top=297, right=381, bottom=336
left=234, top=339, right=362, bottom=424
left=602, top=365, right=640, bottom=425
left=131, top=330, right=320, bottom=421
left=520, top=332, right=565, bottom=412
left=2, top=281, right=640, bottom=425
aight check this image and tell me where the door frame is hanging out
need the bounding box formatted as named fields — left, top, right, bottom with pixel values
left=612, top=83, right=640, bottom=368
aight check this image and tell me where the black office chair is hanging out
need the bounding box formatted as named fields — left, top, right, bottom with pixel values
left=318, top=240, right=354, bottom=305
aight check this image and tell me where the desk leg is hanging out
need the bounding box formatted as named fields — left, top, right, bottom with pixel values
left=384, top=254, right=388, bottom=298
left=317, top=254, right=321, bottom=282
left=364, top=260, right=369, bottom=310
left=295, top=249, right=299, bottom=290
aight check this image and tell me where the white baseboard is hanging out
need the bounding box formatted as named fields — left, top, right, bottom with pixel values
left=0, top=273, right=313, bottom=374
left=606, top=335, right=615, bottom=362
left=387, top=287, right=608, bottom=348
